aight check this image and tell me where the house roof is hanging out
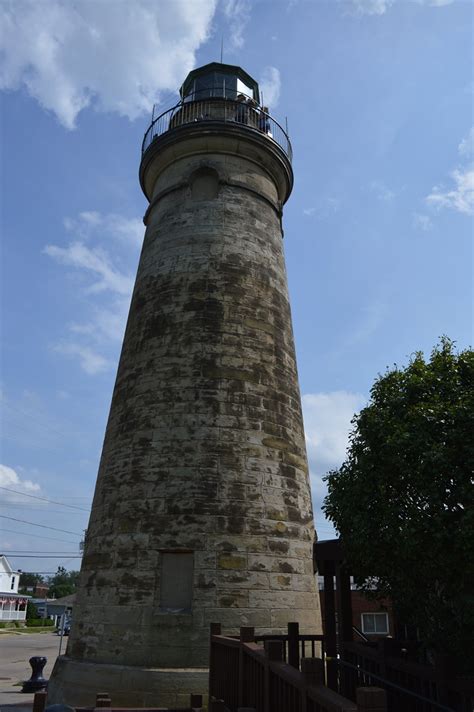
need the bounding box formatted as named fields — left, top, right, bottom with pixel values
left=48, top=593, right=76, bottom=606
left=0, top=554, right=19, bottom=576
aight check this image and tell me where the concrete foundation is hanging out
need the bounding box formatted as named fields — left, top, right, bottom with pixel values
left=47, top=657, right=208, bottom=707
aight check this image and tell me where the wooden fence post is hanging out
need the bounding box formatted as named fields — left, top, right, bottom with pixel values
left=32, top=691, right=47, bottom=712
left=240, top=626, right=255, bottom=642
left=209, top=622, right=222, bottom=699
left=287, top=621, right=300, bottom=669
left=190, top=693, right=203, bottom=709
left=323, top=561, right=338, bottom=691
left=356, top=687, right=387, bottom=712
left=210, top=622, right=222, bottom=636
left=238, top=626, right=255, bottom=706
left=95, top=692, right=112, bottom=707
left=209, top=700, right=231, bottom=712
left=301, top=657, right=325, bottom=687
left=264, top=640, right=284, bottom=712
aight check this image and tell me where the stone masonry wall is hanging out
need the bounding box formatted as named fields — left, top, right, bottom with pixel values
left=67, top=145, right=321, bottom=670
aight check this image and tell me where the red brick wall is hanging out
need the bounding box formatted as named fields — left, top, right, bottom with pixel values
left=319, top=590, right=396, bottom=640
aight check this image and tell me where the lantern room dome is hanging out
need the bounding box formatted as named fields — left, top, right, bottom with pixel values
left=180, top=62, right=260, bottom=104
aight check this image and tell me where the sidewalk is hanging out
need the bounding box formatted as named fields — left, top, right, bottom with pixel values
left=0, top=631, right=60, bottom=708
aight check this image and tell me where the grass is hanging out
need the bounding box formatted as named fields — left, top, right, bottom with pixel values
left=0, top=627, right=55, bottom=635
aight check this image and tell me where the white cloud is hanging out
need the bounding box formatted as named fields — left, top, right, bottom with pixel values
left=426, top=168, right=474, bottom=216
left=222, top=0, right=252, bottom=50
left=70, top=299, right=130, bottom=343
left=64, top=212, right=144, bottom=248
left=347, top=0, right=394, bottom=15
left=345, top=0, right=453, bottom=14
left=303, top=391, right=366, bottom=539
left=303, top=197, right=341, bottom=219
left=0, top=463, right=41, bottom=501
left=44, top=242, right=134, bottom=296
left=259, top=67, right=281, bottom=109
left=458, top=127, right=474, bottom=158
left=302, top=391, right=366, bottom=475
left=370, top=180, right=395, bottom=201
left=0, top=0, right=217, bottom=129
left=45, top=210, right=140, bottom=373
left=54, top=343, right=111, bottom=375
left=413, top=213, right=433, bottom=231
left=424, top=128, right=474, bottom=218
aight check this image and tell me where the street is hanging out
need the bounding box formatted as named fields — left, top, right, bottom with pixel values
left=0, top=632, right=62, bottom=710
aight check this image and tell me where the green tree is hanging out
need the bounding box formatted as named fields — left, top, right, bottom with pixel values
left=18, top=572, right=44, bottom=593
left=26, top=600, right=39, bottom=620
left=323, top=339, right=474, bottom=670
left=48, top=566, right=80, bottom=599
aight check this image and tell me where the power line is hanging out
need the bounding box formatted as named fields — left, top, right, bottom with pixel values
left=18, top=572, right=76, bottom=575
left=0, top=528, right=80, bottom=545
left=5, top=551, right=81, bottom=554
left=0, top=515, right=82, bottom=537
left=0, top=504, right=88, bottom=516
left=0, top=487, right=90, bottom=512
left=2, top=401, right=72, bottom=440
left=8, top=555, right=82, bottom=558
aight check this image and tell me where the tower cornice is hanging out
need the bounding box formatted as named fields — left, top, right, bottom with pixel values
left=139, top=120, right=293, bottom=206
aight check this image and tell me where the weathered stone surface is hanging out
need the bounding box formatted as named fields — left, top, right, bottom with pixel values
left=48, top=95, right=322, bottom=704
left=47, top=657, right=209, bottom=706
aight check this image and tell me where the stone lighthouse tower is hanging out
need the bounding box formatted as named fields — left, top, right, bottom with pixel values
left=48, top=63, right=321, bottom=705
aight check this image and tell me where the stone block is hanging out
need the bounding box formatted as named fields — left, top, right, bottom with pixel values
left=217, top=553, right=247, bottom=570
left=269, top=572, right=316, bottom=592
left=217, top=569, right=269, bottom=589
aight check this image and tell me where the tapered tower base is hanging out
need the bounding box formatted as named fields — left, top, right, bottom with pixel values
left=47, top=657, right=208, bottom=706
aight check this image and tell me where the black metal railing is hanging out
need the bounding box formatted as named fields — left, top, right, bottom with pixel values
left=141, top=91, right=292, bottom=161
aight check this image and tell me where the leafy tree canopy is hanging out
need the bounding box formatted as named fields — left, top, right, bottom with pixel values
left=323, top=338, right=473, bottom=669
left=47, top=566, right=80, bottom=599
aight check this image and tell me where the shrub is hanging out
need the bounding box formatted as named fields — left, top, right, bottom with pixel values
left=26, top=618, right=54, bottom=627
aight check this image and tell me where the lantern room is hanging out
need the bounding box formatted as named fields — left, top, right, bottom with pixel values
left=180, top=62, right=260, bottom=104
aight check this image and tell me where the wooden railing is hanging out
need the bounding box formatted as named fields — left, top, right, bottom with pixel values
left=255, top=622, right=325, bottom=668
left=339, top=642, right=474, bottom=712
left=209, top=623, right=386, bottom=712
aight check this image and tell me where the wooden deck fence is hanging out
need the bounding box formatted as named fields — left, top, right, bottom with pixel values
left=339, top=642, right=474, bottom=712
left=209, top=623, right=386, bottom=712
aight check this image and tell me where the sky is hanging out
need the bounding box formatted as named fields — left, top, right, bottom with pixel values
left=1, top=0, right=472, bottom=578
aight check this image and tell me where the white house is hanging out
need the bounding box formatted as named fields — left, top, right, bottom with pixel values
left=0, top=554, right=29, bottom=621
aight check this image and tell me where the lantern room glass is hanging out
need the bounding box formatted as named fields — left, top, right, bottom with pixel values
left=183, top=71, right=255, bottom=102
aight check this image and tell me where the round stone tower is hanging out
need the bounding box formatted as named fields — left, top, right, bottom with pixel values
left=48, top=63, right=321, bottom=706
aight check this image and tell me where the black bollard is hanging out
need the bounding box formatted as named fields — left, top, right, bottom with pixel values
left=22, top=656, right=48, bottom=693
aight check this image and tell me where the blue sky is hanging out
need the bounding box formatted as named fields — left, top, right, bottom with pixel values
left=1, top=0, right=472, bottom=576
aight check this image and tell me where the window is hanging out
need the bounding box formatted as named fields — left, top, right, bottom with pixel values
left=361, top=613, right=389, bottom=635
left=160, top=552, right=194, bottom=613
left=10, top=576, right=15, bottom=590
left=193, top=72, right=238, bottom=100
left=190, top=167, right=219, bottom=201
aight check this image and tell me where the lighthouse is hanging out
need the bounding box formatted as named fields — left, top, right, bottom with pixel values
left=48, top=63, right=322, bottom=705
